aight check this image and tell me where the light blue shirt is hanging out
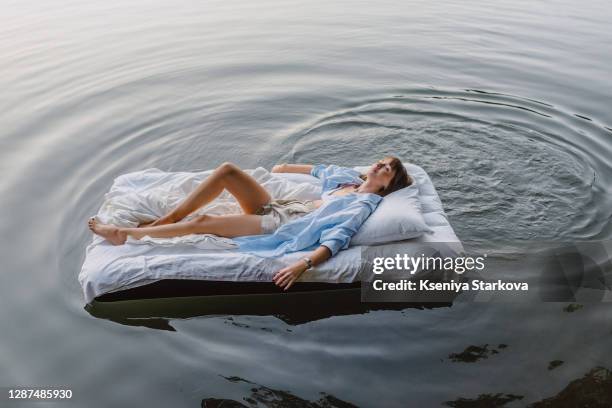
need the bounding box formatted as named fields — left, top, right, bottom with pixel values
left=233, top=164, right=382, bottom=257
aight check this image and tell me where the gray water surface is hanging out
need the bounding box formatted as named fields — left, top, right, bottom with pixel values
left=1, top=0, right=612, bottom=406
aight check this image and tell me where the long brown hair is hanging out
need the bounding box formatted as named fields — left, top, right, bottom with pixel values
left=360, top=156, right=413, bottom=197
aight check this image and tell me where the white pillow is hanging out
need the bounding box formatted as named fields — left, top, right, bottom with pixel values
left=350, top=184, right=432, bottom=246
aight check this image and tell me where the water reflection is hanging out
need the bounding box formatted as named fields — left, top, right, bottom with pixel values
left=448, top=344, right=508, bottom=363
left=444, top=366, right=612, bottom=407
left=202, top=376, right=357, bottom=408
left=444, top=393, right=524, bottom=407
left=86, top=286, right=452, bottom=330
left=529, top=366, right=612, bottom=407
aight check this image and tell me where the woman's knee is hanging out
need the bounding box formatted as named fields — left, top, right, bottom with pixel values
left=193, top=214, right=214, bottom=224
left=217, top=161, right=240, bottom=176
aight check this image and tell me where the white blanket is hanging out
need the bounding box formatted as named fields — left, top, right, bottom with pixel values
left=90, top=167, right=321, bottom=249
left=79, top=164, right=463, bottom=302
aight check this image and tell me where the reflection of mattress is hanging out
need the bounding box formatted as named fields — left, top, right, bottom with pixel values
left=79, top=163, right=463, bottom=303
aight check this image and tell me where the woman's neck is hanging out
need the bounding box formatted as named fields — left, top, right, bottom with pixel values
left=356, top=179, right=381, bottom=195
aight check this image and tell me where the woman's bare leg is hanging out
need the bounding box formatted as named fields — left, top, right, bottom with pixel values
left=89, top=214, right=264, bottom=245
left=144, top=162, right=271, bottom=226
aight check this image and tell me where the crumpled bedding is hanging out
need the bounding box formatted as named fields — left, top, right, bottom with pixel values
left=91, top=167, right=321, bottom=249
left=79, top=164, right=463, bottom=303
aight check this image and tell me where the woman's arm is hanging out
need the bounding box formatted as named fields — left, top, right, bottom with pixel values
left=271, top=163, right=314, bottom=174
left=272, top=245, right=332, bottom=290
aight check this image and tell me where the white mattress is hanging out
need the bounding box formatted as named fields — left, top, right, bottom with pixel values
left=79, top=163, right=463, bottom=302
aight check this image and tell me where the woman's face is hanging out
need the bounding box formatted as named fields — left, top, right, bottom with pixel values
left=367, top=158, right=395, bottom=190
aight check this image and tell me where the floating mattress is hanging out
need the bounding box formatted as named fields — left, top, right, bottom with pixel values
left=79, top=163, right=463, bottom=303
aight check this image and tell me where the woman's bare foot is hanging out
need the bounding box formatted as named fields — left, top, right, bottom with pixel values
left=88, top=218, right=128, bottom=245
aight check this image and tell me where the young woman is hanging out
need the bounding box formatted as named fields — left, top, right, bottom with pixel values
left=89, top=157, right=412, bottom=290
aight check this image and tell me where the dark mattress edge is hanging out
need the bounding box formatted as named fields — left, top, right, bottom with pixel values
left=95, top=279, right=362, bottom=302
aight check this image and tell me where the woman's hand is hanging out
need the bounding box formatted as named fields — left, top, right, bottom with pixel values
left=271, top=164, right=313, bottom=174
left=273, top=246, right=330, bottom=290
left=273, top=260, right=308, bottom=290
left=271, top=163, right=287, bottom=173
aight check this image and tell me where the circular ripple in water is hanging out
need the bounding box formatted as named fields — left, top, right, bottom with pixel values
left=279, top=88, right=612, bottom=245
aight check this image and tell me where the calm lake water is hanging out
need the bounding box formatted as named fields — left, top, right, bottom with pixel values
left=1, top=0, right=612, bottom=406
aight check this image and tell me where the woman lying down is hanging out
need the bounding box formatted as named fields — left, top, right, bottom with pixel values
left=89, top=157, right=412, bottom=290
